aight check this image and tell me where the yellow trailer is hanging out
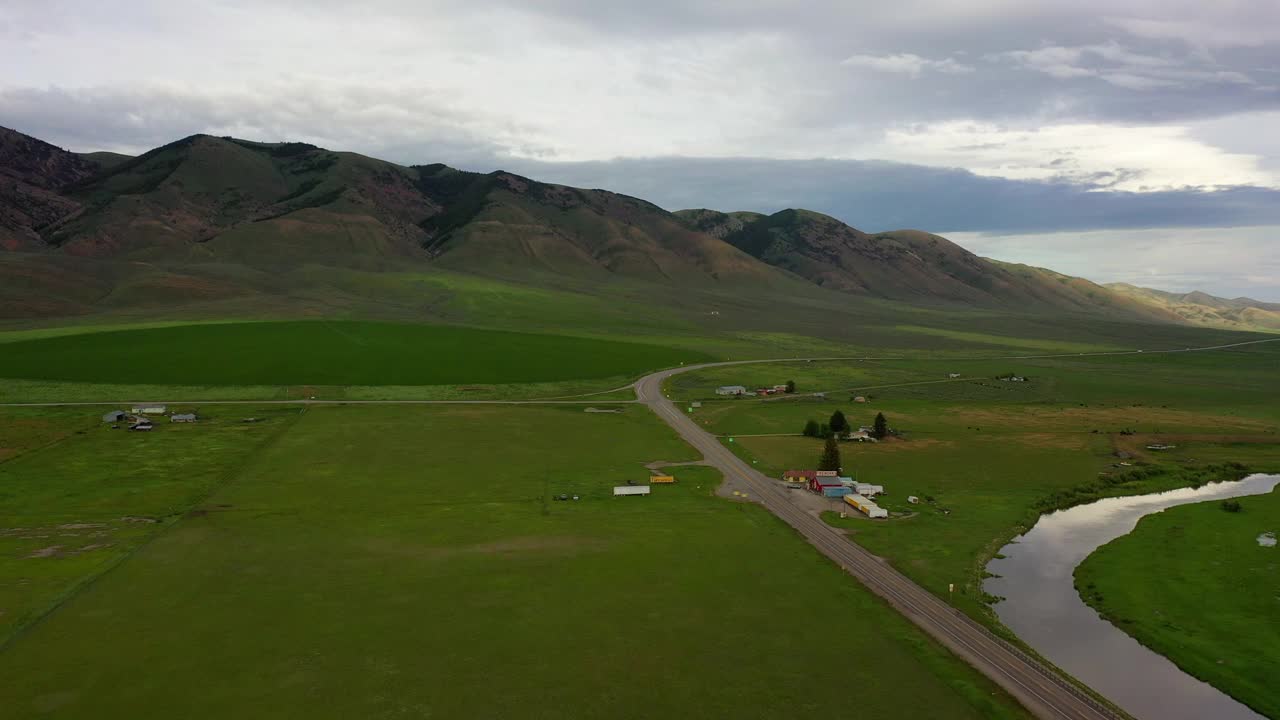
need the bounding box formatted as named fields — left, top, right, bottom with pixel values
left=650, top=475, right=676, bottom=484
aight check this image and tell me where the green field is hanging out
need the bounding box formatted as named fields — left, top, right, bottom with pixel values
left=1074, top=486, right=1280, bottom=718
left=0, top=321, right=710, bottom=386
left=668, top=345, right=1280, bottom=622
left=0, top=404, right=1026, bottom=719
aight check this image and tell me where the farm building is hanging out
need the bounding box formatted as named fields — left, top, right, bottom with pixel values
left=783, top=470, right=817, bottom=483
left=131, top=404, right=167, bottom=415
left=948, top=373, right=961, bottom=379
left=613, top=485, right=651, bottom=496
left=846, top=430, right=877, bottom=442
left=715, top=385, right=748, bottom=396
left=650, top=475, right=675, bottom=484
left=102, top=410, right=126, bottom=423
left=853, top=396, right=867, bottom=403
left=170, top=413, right=198, bottom=423
left=130, top=422, right=153, bottom=432
left=810, top=476, right=845, bottom=494
left=822, top=485, right=852, bottom=498
left=854, top=483, right=884, bottom=497
left=690, top=401, right=702, bottom=408
left=844, top=493, right=888, bottom=519
left=907, top=496, right=920, bottom=504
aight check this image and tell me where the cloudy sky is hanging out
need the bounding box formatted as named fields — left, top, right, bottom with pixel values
left=3, top=1, right=1278, bottom=298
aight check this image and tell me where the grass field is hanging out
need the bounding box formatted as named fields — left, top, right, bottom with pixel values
left=0, top=404, right=1027, bottom=719
left=669, top=345, right=1280, bottom=623
left=0, top=321, right=711, bottom=386
left=0, top=406, right=300, bottom=644
left=1074, top=486, right=1280, bottom=719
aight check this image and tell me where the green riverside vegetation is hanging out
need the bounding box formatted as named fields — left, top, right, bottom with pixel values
left=1074, top=486, right=1280, bottom=719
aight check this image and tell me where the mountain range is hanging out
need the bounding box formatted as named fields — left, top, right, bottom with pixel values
left=1, top=125, right=1272, bottom=333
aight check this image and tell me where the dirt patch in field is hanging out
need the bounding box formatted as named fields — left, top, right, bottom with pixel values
left=946, top=406, right=1272, bottom=433
left=27, top=546, right=63, bottom=558
left=363, top=535, right=607, bottom=560
left=851, top=438, right=954, bottom=453
left=1006, top=433, right=1090, bottom=450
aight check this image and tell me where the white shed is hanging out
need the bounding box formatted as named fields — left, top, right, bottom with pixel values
left=715, top=385, right=748, bottom=396
left=613, top=485, right=651, bottom=496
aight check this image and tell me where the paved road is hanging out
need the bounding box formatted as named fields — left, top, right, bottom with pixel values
left=635, top=362, right=1126, bottom=720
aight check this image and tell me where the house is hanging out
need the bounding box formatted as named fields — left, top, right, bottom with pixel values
left=103, top=410, right=126, bottom=423
left=783, top=470, right=817, bottom=483
left=650, top=475, right=676, bottom=484
left=715, top=385, right=748, bottom=396
left=948, top=373, right=961, bottom=379
left=846, top=430, right=877, bottom=442
left=772, top=384, right=788, bottom=392
left=613, top=485, right=651, bottom=496
left=131, top=404, right=167, bottom=415
left=170, top=413, right=198, bottom=423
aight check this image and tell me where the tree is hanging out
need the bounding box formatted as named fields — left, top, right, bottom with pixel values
left=1221, top=500, right=1242, bottom=513
left=818, top=435, right=841, bottom=472
left=829, top=410, right=849, bottom=435
left=873, top=412, right=888, bottom=439
left=785, top=380, right=796, bottom=394
left=802, top=419, right=820, bottom=437
left=819, top=422, right=831, bottom=438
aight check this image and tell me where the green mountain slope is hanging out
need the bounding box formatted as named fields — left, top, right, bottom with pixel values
left=678, top=207, right=1179, bottom=320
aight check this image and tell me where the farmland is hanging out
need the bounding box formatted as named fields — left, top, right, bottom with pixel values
left=0, top=404, right=1026, bottom=719
left=1074, top=486, right=1280, bottom=719
left=667, top=343, right=1280, bottom=622
left=0, top=321, right=711, bottom=387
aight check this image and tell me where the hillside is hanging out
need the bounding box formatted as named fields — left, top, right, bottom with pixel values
left=677, top=208, right=1178, bottom=319
left=1107, top=283, right=1280, bottom=333
left=0, top=125, right=1222, bottom=330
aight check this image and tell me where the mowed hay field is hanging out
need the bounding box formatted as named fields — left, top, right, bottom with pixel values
left=669, top=345, right=1280, bottom=621
left=0, top=405, right=1027, bottom=720
left=0, top=321, right=712, bottom=386
left=1074, top=486, right=1280, bottom=719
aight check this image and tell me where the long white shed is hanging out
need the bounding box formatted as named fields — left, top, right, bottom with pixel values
left=613, top=485, right=651, bottom=496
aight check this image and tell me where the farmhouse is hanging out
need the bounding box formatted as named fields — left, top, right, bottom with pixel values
left=102, top=410, right=126, bottom=423
left=131, top=404, right=167, bottom=415
left=846, top=430, right=877, bottom=442
left=715, top=385, right=748, bottom=396
left=613, top=485, right=651, bottom=496
left=170, top=413, right=198, bottom=423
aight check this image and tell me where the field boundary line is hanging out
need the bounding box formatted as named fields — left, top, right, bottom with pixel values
left=0, top=407, right=308, bottom=653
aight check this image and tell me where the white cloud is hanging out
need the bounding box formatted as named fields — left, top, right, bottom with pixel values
left=946, top=225, right=1280, bottom=301
left=868, top=121, right=1278, bottom=191
left=994, top=41, right=1255, bottom=90
left=841, top=53, right=974, bottom=77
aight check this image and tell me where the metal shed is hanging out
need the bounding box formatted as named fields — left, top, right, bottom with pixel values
left=103, top=410, right=126, bottom=422
left=613, top=485, right=651, bottom=496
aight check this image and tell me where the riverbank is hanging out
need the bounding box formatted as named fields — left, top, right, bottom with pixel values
left=1075, top=483, right=1280, bottom=719
left=985, top=473, right=1280, bottom=720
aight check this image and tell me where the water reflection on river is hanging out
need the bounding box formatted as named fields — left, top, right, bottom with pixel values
left=985, top=474, right=1279, bottom=720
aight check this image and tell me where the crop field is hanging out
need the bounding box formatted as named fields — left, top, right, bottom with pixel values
left=672, top=345, right=1280, bottom=621
left=0, top=321, right=712, bottom=386
left=1075, top=486, right=1280, bottom=718
left=0, top=404, right=1026, bottom=719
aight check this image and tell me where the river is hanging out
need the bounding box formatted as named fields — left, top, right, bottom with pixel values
left=984, top=473, right=1280, bottom=720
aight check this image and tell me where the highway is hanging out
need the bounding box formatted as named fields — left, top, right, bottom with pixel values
left=634, top=363, right=1124, bottom=720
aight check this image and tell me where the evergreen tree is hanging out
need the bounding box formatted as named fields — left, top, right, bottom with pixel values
left=819, top=422, right=831, bottom=438
left=802, top=419, right=820, bottom=437
left=785, top=380, right=796, bottom=394
left=829, top=409, right=849, bottom=435
left=873, top=412, right=888, bottom=439
left=818, top=435, right=841, bottom=472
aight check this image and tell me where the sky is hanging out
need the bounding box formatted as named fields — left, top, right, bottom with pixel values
left=2, top=0, right=1278, bottom=299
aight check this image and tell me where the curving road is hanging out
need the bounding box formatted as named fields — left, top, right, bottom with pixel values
left=635, top=361, right=1125, bottom=720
